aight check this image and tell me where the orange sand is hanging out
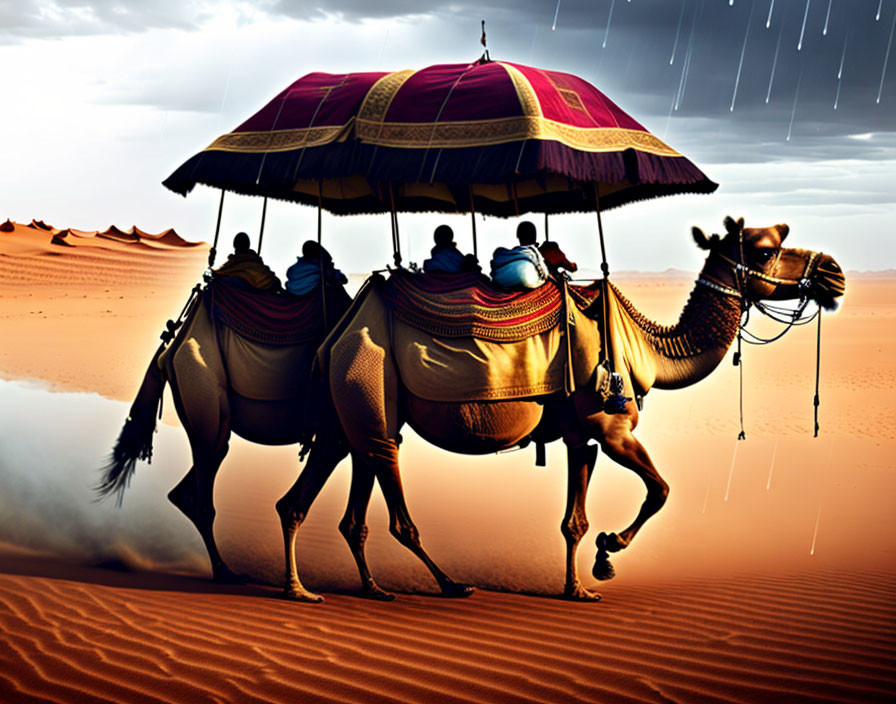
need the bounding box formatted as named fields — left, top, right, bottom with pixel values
left=1, top=222, right=894, bottom=703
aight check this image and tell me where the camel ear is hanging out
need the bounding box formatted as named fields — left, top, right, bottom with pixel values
left=692, top=226, right=711, bottom=250
left=777, top=224, right=789, bottom=242
left=723, top=215, right=744, bottom=236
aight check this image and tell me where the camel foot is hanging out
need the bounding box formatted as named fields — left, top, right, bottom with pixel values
left=592, top=554, right=616, bottom=581
left=439, top=581, right=476, bottom=599
left=282, top=585, right=324, bottom=603
left=564, top=581, right=602, bottom=602
left=361, top=582, right=396, bottom=601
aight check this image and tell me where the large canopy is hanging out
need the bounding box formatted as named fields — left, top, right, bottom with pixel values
left=163, top=60, right=717, bottom=216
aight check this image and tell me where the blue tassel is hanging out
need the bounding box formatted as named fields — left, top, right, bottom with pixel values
left=604, top=394, right=631, bottom=414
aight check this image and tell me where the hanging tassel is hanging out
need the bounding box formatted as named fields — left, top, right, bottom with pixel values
left=604, top=371, right=631, bottom=414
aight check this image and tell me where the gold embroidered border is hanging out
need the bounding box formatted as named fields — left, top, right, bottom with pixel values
left=203, top=122, right=352, bottom=154
left=356, top=116, right=681, bottom=156
left=499, top=62, right=543, bottom=118
left=357, top=69, right=416, bottom=127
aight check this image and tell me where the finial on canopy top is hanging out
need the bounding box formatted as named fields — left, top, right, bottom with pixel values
left=479, top=20, right=491, bottom=63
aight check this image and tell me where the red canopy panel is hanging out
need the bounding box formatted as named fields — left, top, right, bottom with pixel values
left=206, top=71, right=389, bottom=154
left=355, top=61, right=679, bottom=158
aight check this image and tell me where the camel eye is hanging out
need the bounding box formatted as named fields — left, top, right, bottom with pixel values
left=754, top=249, right=775, bottom=263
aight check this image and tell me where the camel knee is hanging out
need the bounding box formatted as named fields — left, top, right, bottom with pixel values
left=275, top=496, right=306, bottom=529
left=646, top=479, right=669, bottom=510
left=339, top=516, right=368, bottom=549
left=561, top=513, right=589, bottom=543
left=389, top=518, right=421, bottom=548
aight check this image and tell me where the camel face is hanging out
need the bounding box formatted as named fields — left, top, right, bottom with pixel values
left=695, top=217, right=845, bottom=308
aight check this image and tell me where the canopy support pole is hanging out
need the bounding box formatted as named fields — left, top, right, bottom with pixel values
left=594, top=183, right=610, bottom=279
left=469, top=184, right=478, bottom=259
left=258, top=196, right=268, bottom=254
left=388, top=183, right=402, bottom=268
left=595, top=183, right=613, bottom=374
left=208, top=188, right=225, bottom=269
left=544, top=212, right=550, bottom=242
left=317, top=180, right=328, bottom=331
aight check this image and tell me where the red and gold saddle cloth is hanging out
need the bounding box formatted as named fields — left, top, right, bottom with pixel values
left=379, top=271, right=600, bottom=342
left=207, top=278, right=326, bottom=346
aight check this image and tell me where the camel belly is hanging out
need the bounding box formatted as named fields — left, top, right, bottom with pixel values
left=405, top=393, right=543, bottom=454
left=229, top=394, right=305, bottom=445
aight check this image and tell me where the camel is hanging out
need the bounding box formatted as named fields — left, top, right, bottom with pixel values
left=288, top=217, right=845, bottom=602
left=98, top=278, right=353, bottom=597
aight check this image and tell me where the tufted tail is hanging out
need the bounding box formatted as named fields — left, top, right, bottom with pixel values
left=96, top=344, right=167, bottom=506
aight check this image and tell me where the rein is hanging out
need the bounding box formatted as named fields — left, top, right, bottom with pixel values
left=697, top=239, right=824, bottom=438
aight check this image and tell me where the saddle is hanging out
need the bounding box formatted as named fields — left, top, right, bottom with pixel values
left=204, top=279, right=349, bottom=401
left=207, top=278, right=332, bottom=345
left=378, top=272, right=602, bottom=402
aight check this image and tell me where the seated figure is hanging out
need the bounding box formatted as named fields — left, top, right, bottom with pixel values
left=285, top=240, right=348, bottom=296
left=423, top=225, right=480, bottom=274
left=490, top=221, right=549, bottom=290
left=213, top=232, right=282, bottom=292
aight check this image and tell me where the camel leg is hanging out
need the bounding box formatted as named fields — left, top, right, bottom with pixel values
left=339, top=450, right=394, bottom=601
left=561, top=442, right=600, bottom=601
left=167, top=453, right=240, bottom=583
left=276, top=437, right=348, bottom=603
left=373, top=455, right=475, bottom=599
left=593, top=420, right=669, bottom=580
left=165, top=370, right=241, bottom=583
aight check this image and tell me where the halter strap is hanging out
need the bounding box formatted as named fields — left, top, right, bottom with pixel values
left=716, top=250, right=819, bottom=288
left=696, top=276, right=742, bottom=298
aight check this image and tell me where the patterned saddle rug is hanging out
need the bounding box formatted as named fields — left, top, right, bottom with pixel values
left=207, top=278, right=329, bottom=346
left=348, top=274, right=603, bottom=401
left=379, top=271, right=570, bottom=343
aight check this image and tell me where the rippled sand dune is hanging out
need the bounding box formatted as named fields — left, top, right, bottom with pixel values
left=1, top=553, right=893, bottom=704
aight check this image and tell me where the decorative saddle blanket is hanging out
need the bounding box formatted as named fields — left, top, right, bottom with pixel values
left=207, top=278, right=329, bottom=346
left=378, top=271, right=567, bottom=343
left=330, top=278, right=602, bottom=402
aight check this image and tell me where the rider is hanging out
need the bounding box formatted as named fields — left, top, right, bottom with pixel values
left=490, top=221, right=550, bottom=289
left=285, top=240, right=349, bottom=295
left=422, top=225, right=480, bottom=274
left=213, top=232, right=282, bottom=292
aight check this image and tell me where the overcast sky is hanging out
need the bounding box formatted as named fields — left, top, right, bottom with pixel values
left=1, top=0, right=894, bottom=275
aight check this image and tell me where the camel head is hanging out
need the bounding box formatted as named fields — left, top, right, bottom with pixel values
left=692, top=216, right=845, bottom=310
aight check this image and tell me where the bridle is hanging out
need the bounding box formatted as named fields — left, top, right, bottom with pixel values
left=696, top=230, right=826, bottom=437
left=697, top=240, right=822, bottom=342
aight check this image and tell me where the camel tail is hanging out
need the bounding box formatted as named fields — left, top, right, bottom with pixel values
left=97, top=344, right=167, bottom=506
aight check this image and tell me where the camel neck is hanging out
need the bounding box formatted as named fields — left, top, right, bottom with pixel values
left=608, top=271, right=742, bottom=390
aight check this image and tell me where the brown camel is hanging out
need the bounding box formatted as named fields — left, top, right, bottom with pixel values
left=292, top=217, right=845, bottom=602
left=98, top=280, right=352, bottom=599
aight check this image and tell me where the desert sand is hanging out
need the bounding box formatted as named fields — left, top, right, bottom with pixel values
left=1, top=220, right=894, bottom=703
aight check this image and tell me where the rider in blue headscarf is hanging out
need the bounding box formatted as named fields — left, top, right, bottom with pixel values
left=285, top=240, right=348, bottom=296
left=422, top=225, right=480, bottom=274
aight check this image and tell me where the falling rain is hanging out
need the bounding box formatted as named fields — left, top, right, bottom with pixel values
left=603, top=0, right=617, bottom=48
left=767, top=20, right=785, bottom=103
left=787, top=68, right=804, bottom=142
left=731, top=0, right=757, bottom=111
left=878, top=8, right=896, bottom=104
left=798, top=0, right=811, bottom=50
left=834, top=33, right=848, bottom=109
left=670, top=0, right=686, bottom=65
